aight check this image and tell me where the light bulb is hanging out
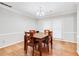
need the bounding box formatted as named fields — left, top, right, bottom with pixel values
left=37, top=12, right=40, bottom=16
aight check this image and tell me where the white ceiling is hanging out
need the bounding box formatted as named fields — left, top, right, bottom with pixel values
left=3, top=2, right=77, bottom=19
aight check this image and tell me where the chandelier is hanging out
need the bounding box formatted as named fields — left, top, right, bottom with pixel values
left=36, top=7, right=45, bottom=16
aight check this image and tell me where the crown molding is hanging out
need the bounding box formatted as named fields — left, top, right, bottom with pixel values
left=0, top=4, right=36, bottom=19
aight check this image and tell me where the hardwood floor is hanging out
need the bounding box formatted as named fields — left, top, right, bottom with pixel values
left=0, top=40, right=78, bottom=56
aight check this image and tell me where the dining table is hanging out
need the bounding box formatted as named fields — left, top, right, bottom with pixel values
left=32, top=32, right=48, bottom=56
left=24, top=32, right=48, bottom=56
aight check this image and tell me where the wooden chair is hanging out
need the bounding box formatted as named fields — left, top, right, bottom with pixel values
left=44, top=30, right=50, bottom=34
left=49, top=31, right=53, bottom=49
left=29, top=30, right=36, bottom=34
left=43, top=30, right=53, bottom=51
left=24, top=32, right=38, bottom=55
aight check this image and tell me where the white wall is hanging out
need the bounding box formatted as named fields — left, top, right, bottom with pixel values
left=0, top=6, right=37, bottom=48
left=77, top=4, right=79, bottom=54
left=62, top=14, right=77, bottom=43
left=37, top=13, right=77, bottom=43
left=37, top=17, right=62, bottom=39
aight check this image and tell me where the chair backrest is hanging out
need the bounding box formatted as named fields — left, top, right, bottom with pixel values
left=24, top=32, right=33, bottom=41
left=44, top=30, right=50, bottom=34
left=44, top=30, right=53, bottom=44
left=44, top=30, right=53, bottom=38
left=25, top=32, right=30, bottom=39
left=29, top=30, right=36, bottom=34
left=49, top=31, right=52, bottom=37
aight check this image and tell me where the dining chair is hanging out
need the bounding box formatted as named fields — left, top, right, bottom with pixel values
left=44, top=30, right=50, bottom=34
left=24, top=32, right=38, bottom=55
left=29, top=30, right=36, bottom=34
left=49, top=31, right=53, bottom=49
left=43, top=30, right=50, bottom=51
left=43, top=30, right=53, bottom=51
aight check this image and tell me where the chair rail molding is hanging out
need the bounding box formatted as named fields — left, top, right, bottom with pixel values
left=0, top=32, right=24, bottom=48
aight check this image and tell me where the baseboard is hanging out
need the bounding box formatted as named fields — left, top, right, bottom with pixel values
left=0, top=40, right=23, bottom=48
left=61, top=40, right=76, bottom=43
left=0, top=32, right=24, bottom=49
left=0, top=37, right=76, bottom=48
left=77, top=49, right=79, bottom=55
left=54, top=38, right=76, bottom=43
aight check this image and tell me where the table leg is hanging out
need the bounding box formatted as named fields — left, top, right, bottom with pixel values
left=39, top=40, right=42, bottom=56
left=51, top=36, right=53, bottom=49
left=24, top=36, right=26, bottom=50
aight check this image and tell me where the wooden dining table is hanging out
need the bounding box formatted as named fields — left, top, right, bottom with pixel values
left=32, top=32, right=48, bottom=56
left=24, top=32, right=48, bottom=56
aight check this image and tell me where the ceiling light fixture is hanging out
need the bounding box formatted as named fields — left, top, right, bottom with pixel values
left=37, top=7, right=45, bottom=17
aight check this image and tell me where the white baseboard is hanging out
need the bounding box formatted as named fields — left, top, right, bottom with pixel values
left=0, top=40, right=23, bottom=48
left=54, top=38, right=76, bottom=43
left=0, top=37, right=76, bottom=48
left=0, top=32, right=24, bottom=48
left=61, top=40, right=76, bottom=43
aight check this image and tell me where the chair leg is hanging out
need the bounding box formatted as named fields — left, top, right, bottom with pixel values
left=35, top=45, right=37, bottom=49
left=38, top=41, right=42, bottom=56
left=51, top=37, right=53, bottom=49
left=44, top=43, right=45, bottom=47
left=38, top=46, right=39, bottom=51
left=24, top=39, right=26, bottom=50
left=32, top=45, right=34, bottom=56
left=25, top=45, right=28, bottom=54
left=47, top=44, right=49, bottom=52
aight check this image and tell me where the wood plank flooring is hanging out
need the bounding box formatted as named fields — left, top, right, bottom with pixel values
left=0, top=40, right=78, bottom=56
